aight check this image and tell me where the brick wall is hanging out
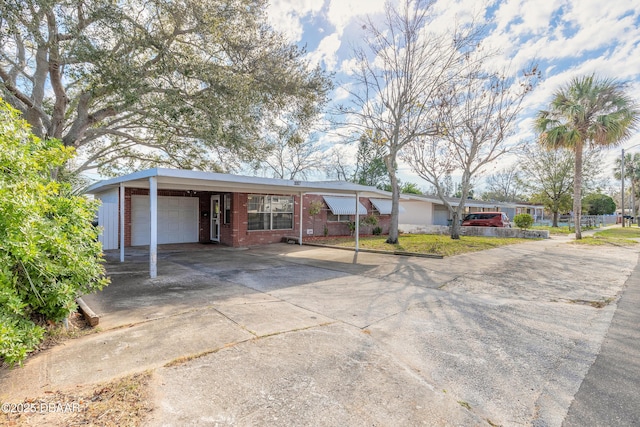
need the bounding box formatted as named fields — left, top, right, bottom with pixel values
left=120, top=189, right=390, bottom=248
left=301, top=194, right=391, bottom=237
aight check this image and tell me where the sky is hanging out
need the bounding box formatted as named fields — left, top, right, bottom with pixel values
left=265, top=0, right=640, bottom=193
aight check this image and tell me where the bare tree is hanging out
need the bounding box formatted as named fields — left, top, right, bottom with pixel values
left=482, top=164, right=523, bottom=202
left=338, top=0, right=482, bottom=243
left=325, top=145, right=353, bottom=182
left=253, top=119, right=327, bottom=180
left=404, top=60, right=539, bottom=239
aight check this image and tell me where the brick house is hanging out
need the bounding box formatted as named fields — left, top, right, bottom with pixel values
left=87, top=168, right=392, bottom=277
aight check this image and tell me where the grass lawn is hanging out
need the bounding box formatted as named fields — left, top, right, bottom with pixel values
left=307, top=234, right=533, bottom=257
left=572, top=226, right=640, bottom=246
left=531, top=225, right=573, bottom=235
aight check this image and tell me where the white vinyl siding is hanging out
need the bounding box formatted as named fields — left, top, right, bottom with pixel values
left=131, top=195, right=199, bottom=246
left=96, top=189, right=119, bottom=250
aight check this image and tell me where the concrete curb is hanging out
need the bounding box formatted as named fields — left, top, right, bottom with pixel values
left=300, top=242, right=444, bottom=259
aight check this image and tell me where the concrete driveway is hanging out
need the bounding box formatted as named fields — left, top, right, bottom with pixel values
left=1, top=237, right=637, bottom=426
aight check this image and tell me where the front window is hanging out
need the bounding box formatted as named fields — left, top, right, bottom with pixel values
left=327, top=213, right=351, bottom=222
left=247, top=195, right=293, bottom=230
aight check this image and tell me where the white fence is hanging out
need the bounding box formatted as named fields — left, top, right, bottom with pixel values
left=535, top=214, right=618, bottom=228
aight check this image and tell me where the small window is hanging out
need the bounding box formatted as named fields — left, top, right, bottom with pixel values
left=327, top=213, right=351, bottom=222
left=224, top=194, right=231, bottom=224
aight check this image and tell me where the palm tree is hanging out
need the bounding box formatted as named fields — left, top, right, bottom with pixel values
left=614, top=153, right=640, bottom=221
left=535, top=75, right=639, bottom=239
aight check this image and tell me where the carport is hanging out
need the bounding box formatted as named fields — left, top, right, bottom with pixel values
left=86, top=168, right=389, bottom=278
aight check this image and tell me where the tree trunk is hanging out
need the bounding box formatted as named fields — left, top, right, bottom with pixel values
left=450, top=210, right=460, bottom=239
left=632, top=180, right=636, bottom=224
left=552, top=209, right=559, bottom=228
left=385, top=155, right=400, bottom=244
left=573, top=141, right=584, bottom=239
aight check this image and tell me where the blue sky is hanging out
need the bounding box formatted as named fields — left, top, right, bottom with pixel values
left=265, top=0, right=640, bottom=191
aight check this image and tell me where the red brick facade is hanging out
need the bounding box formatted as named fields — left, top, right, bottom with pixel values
left=118, top=189, right=389, bottom=248
left=301, top=194, right=391, bottom=238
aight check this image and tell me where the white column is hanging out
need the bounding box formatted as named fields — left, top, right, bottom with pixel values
left=120, top=182, right=125, bottom=263
left=149, top=176, right=158, bottom=278
left=299, top=192, right=304, bottom=245
left=355, top=192, right=360, bottom=252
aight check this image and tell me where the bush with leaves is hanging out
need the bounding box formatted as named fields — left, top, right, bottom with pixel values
left=0, top=100, right=109, bottom=366
left=514, top=213, right=534, bottom=230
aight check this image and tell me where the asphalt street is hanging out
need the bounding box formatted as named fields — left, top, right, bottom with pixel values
left=563, top=252, right=640, bottom=427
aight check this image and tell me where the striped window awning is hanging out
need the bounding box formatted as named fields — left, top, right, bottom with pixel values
left=323, top=196, right=368, bottom=215
left=370, top=198, right=405, bottom=215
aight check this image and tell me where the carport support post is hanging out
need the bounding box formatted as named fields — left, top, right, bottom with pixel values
left=149, top=176, right=158, bottom=278
left=299, top=192, right=304, bottom=245
left=355, top=191, right=360, bottom=252
left=120, top=182, right=125, bottom=263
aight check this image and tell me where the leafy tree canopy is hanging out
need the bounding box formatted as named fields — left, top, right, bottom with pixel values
left=0, top=0, right=331, bottom=176
left=582, top=193, right=616, bottom=215
left=0, top=99, right=108, bottom=366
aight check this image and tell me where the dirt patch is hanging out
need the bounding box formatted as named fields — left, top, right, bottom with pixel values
left=1, top=371, right=153, bottom=426
left=569, top=298, right=615, bottom=308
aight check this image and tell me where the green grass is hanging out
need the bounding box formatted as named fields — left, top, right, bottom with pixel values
left=594, top=227, right=640, bottom=238
left=309, top=234, right=533, bottom=257
left=571, top=226, right=640, bottom=246
left=531, top=225, right=573, bottom=235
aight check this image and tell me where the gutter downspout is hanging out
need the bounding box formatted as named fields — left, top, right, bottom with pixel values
left=299, top=192, right=304, bottom=246
left=120, top=182, right=125, bottom=263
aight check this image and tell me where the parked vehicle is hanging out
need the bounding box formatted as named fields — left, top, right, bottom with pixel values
left=461, top=212, right=511, bottom=228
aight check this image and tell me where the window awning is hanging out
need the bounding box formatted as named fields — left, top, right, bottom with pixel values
left=370, top=198, right=405, bottom=215
left=323, top=196, right=368, bottom=215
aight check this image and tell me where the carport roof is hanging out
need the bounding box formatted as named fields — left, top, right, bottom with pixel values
left=86, top=167, right=389, bottom=197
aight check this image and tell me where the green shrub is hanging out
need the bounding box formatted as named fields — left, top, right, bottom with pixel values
left=362, top=215, right=379, bottom=226
left=0, top=99, right=109, bottom=366
left=514, top=213, right=534, bottom=230
left=372, top=226, right=382, bottom=235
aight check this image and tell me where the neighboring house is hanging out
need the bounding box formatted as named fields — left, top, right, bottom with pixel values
left=513, top=203, right=546, bottom=222
left=398, top=194, right=544, bottom=229
left=87, top=168, right=391, bottom=277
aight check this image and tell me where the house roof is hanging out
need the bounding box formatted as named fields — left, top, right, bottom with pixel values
left=86, top=168, right=390, bottom=198
left=323, top=196, right=368, bottom=215
left=400, top=193, right=544, bottom=209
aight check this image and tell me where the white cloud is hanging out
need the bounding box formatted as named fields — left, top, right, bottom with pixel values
left=266, top=0, right=325, bottom=42
left=333, top=85, right=352, bottom=101
left=307, top=32, right=342, bottom=70
left=326, top=0, right=386, bottom=35
left=339, top=57, right=360, bottom=75
left=264, top=0, right=640, bottom=184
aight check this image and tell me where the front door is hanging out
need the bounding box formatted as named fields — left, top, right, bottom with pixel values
left=211, top=195, right=220, bottom=242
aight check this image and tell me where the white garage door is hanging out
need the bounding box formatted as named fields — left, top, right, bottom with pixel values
left=433, top=206, right=450, bottom=226
left=131, top=195, right=199, bottom=246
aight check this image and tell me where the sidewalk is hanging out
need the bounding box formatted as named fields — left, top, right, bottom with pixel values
left=563, top=251, right=640, bottom=426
